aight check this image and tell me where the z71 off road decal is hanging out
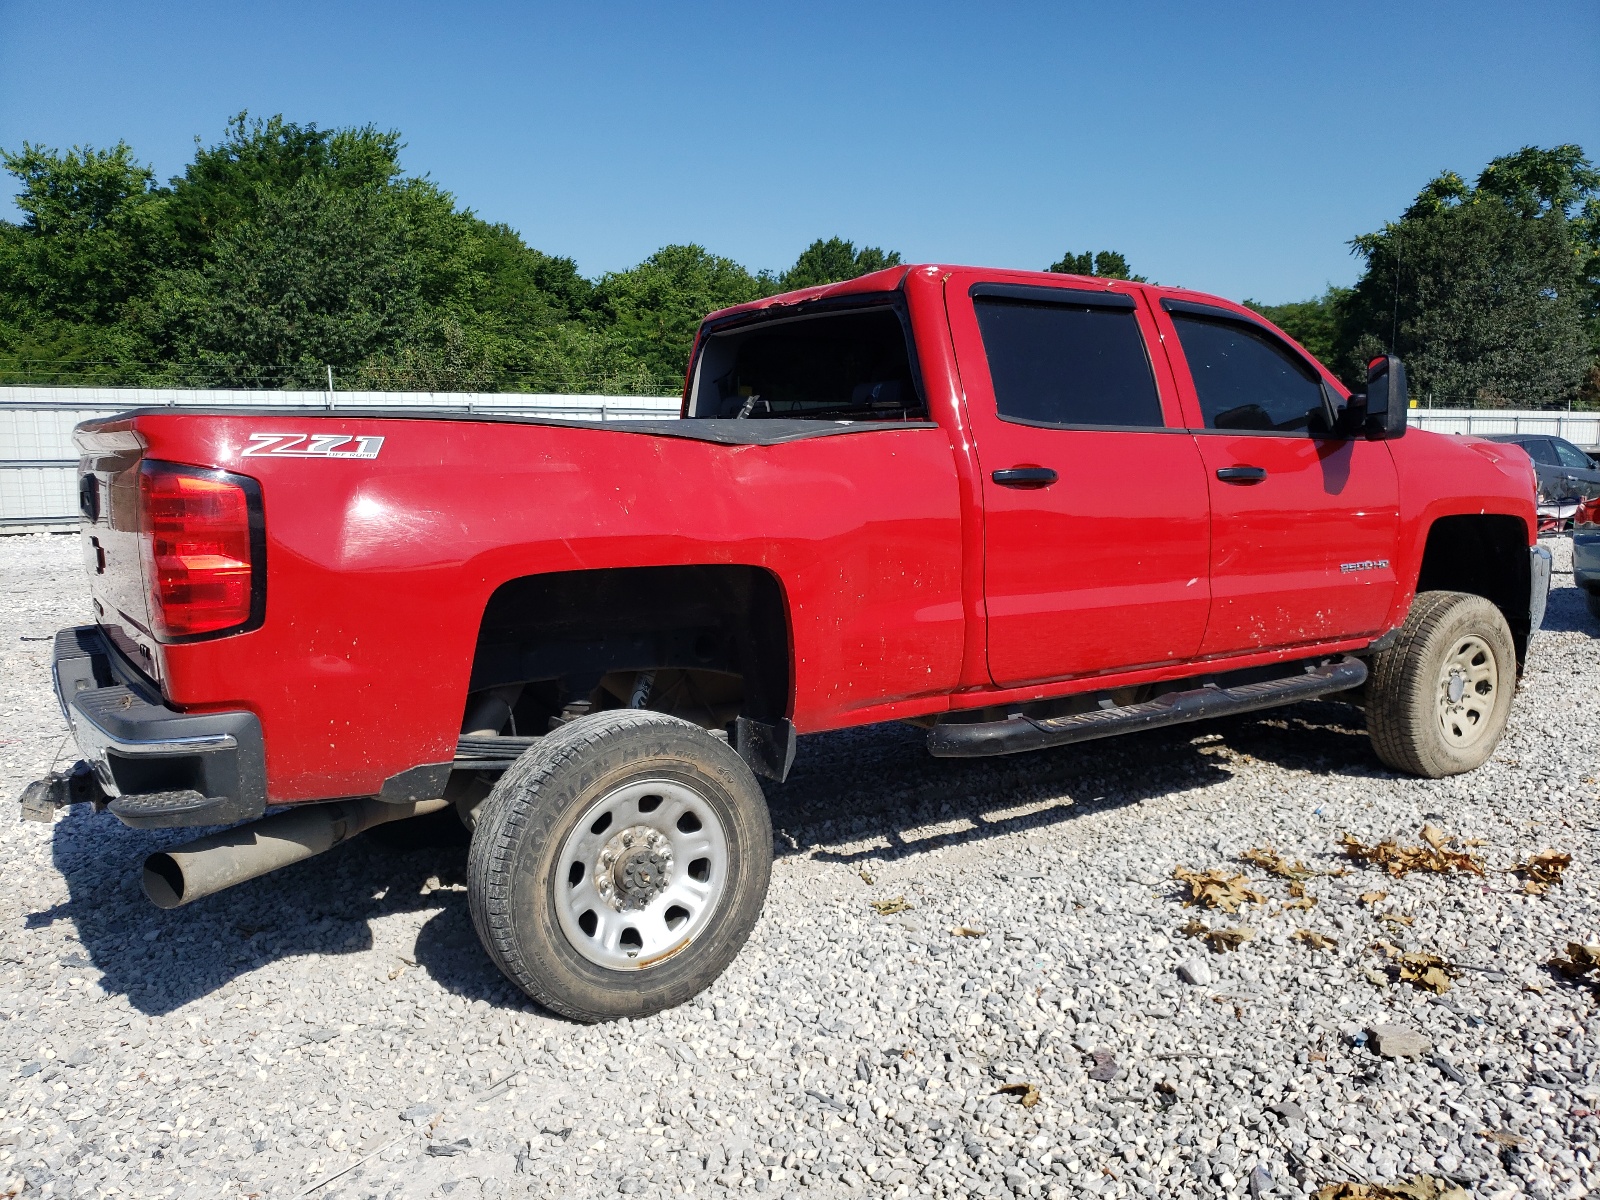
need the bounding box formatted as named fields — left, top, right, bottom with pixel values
left=242, top=433, right=385, bottom=460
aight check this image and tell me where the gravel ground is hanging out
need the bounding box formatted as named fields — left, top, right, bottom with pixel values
left=1, top=530, right=1598, bottom=1200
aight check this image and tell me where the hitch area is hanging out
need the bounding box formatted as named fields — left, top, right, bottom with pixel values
left=18, top=761, right=106, bottom=822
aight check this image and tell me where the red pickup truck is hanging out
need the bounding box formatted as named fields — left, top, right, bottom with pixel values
left=25, top=264, right=1548, bottom=1021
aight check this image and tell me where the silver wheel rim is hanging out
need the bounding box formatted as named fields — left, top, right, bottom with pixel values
left=1436, top=634, right=1499, bottom=749
left=553, top=777, right=729, bottom=970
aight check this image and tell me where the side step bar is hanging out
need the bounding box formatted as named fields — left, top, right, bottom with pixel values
left=927, top=657, right=1367, bottom=758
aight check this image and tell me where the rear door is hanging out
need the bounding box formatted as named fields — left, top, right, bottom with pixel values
left=1156, top=299, right=1400, bottom=655
left=1552, top=437, right=1600, bottom=503
left=946, top=276, right=1212, bottom=687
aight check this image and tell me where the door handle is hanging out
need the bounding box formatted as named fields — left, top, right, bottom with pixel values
left=991, top=467, right=1058, bottom=488
left=1216, top=466, right=1267, bottom=484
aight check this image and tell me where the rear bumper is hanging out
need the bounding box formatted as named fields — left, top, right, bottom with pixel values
left=52, top=626, right=266, bottom=828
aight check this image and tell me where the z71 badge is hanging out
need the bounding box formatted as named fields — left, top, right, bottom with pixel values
left=242, top=433, right=385, bottom=460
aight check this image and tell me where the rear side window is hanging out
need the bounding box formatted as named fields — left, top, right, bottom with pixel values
left=1520, top=438, right=1560, bottom=466
left=973, top=298, right=1163, bottom=428
left=1553, top=439, right=1593, bottom=470
left=1171, top=315, right=1329, bottom=435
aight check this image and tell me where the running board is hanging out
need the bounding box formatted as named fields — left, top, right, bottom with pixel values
left=927, top=657, right=1367, bottom=758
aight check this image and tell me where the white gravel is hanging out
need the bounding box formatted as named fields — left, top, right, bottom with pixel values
left=1, top=530, right=1597, bottom=1200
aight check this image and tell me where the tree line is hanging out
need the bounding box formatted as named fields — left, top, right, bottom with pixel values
left=1, top=115, right=1595, bottom=406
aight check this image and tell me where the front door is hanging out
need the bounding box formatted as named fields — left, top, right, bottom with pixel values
left=947, top=276, right=1212, bottom=687
left=1158, top=301, right=1400, bottom=655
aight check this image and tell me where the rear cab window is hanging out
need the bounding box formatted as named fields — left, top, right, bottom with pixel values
left=970, top=284, right=1165, bottom=429
left=685, top=303, right=927, bottom=421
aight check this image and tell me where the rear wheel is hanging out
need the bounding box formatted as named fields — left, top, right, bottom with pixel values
left=467, top=709, right=771, bottom=1021
left=1587, top=587, right=1600, bottom=624
left=1366, top=590, right=1516, bottom=778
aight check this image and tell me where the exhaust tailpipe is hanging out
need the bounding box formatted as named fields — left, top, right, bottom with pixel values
left=143, top=796, right=449, bottom=909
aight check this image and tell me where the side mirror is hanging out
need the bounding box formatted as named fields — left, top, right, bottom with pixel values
left=1362, top=355, right=1408, bottom=440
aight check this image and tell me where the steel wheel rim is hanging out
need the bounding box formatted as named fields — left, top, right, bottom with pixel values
left=1436, top=634, right=1499, bottom=748
left=553, top=777, right=729, bottom=970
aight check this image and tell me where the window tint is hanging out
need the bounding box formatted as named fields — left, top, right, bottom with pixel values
left=973, top=299, right=1163, bottom=428
left=1553, top=439, right=1594, bottom=470
left=1171, top=315, right=1330, bottom=435
left=689, top=307, right=924, bottom=420
left=1519, top=438, right=1560, bottom=466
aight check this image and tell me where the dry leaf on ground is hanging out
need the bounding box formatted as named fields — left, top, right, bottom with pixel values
left=1172, top=866, right=1264, bottom=911
left=1550, top=942, right=1600, bottom=980
left=1294, top=929, right=1338, bottom=951
left=1477, top=1129, right=1525, bottom=1149
left=950, top=925, right=986, bottom=938
left=1419, top=824, right=1448, bottom=850
left=870, top=896, right=912, bottom=915
left=1239, top=845, right=1316, bottom=880
left=994, top=1083, right=1040, bottom=1108
left=1339, top=831, right=1485, bottom=878
left=1395, top=951, right=1459, bottom=994
left=1377, top=913, right=1415, bottom=928
left=858, top=870, right=875, bottom=885
left=1359, top=891, right=1388, bottom=905
left=1179, top=918, right=1254, bottom=953
left=1513, top=851, right=1571, bottom=896
left=1314, top=1176, right=1468, bottom=1200
left=1283, top=879, right=1318, bottom=911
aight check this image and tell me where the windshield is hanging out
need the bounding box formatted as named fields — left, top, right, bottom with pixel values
left=686, top=306, right=925, bottom=420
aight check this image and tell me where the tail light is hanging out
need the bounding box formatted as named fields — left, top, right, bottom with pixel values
left=138, top=461, right=265, bottom=640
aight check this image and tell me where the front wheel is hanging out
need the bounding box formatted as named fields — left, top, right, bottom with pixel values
left=467, top=709, right=771, bottom=1021
left=1365, top=590, right=1516, bottom=778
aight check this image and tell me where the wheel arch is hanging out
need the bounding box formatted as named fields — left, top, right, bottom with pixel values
left=463, top=562, right=794, bottom=735
left=1412, top=513, right=1535, bottom=663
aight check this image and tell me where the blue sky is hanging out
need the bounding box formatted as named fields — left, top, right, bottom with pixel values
left=2, top=1, right=1596, bottom=304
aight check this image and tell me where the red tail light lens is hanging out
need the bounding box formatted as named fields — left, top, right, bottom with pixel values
left=138, top=461, right=264, bottom=640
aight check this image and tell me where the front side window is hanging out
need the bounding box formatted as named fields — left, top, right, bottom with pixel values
left=1553, top=438, right=1594, bottom=470
left=973, top=298, right=1164, bottom=428
left=1171, top=315, right=1330, bottom=436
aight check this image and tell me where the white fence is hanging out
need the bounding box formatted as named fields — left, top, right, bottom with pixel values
left=1407, top=407, right=1600, bottom=448
left=0, top=387, right=681, bottom=528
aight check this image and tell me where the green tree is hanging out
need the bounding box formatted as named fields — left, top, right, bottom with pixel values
left=590, top=245, right=772, bottom=384
left=1045, top=250, right=1145, bottom=281
left=0, top=141, right=166, bottom=323
left=164, top=113, right=403, bottom=260
left=1244, top=287, right=1350, bottom=368
left=1338, top=146, right=1593, bottom=407
left=149, top=175, right=465, bottom=388
left=778, top=237, right=901, bottom=290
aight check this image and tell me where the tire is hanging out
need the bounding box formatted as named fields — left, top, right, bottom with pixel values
left=1366, top=590, right=1516, bottom=778
left=467, top=709, right=772, bottom=1022
left=1587, top=588, right=1600, bottom=625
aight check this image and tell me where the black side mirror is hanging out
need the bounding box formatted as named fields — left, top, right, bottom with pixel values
left=1362, top=355, right=1408, bottom=440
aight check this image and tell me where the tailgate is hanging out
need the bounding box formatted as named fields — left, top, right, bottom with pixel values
left=74, top=419, right=164, bottom=683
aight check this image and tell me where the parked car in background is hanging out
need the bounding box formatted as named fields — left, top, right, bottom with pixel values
left=1482, top=434, right=1600, bottom=531
left=1576, top=495, right=1600, bottom=621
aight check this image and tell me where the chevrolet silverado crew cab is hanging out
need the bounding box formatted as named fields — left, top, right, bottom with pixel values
left=23, top=265, right=1549, bottom=1021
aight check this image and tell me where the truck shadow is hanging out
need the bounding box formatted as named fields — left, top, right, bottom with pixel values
left=769, top=698, right=1379, bottom=868
left=34, top=700, right=1385, bottom=1018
